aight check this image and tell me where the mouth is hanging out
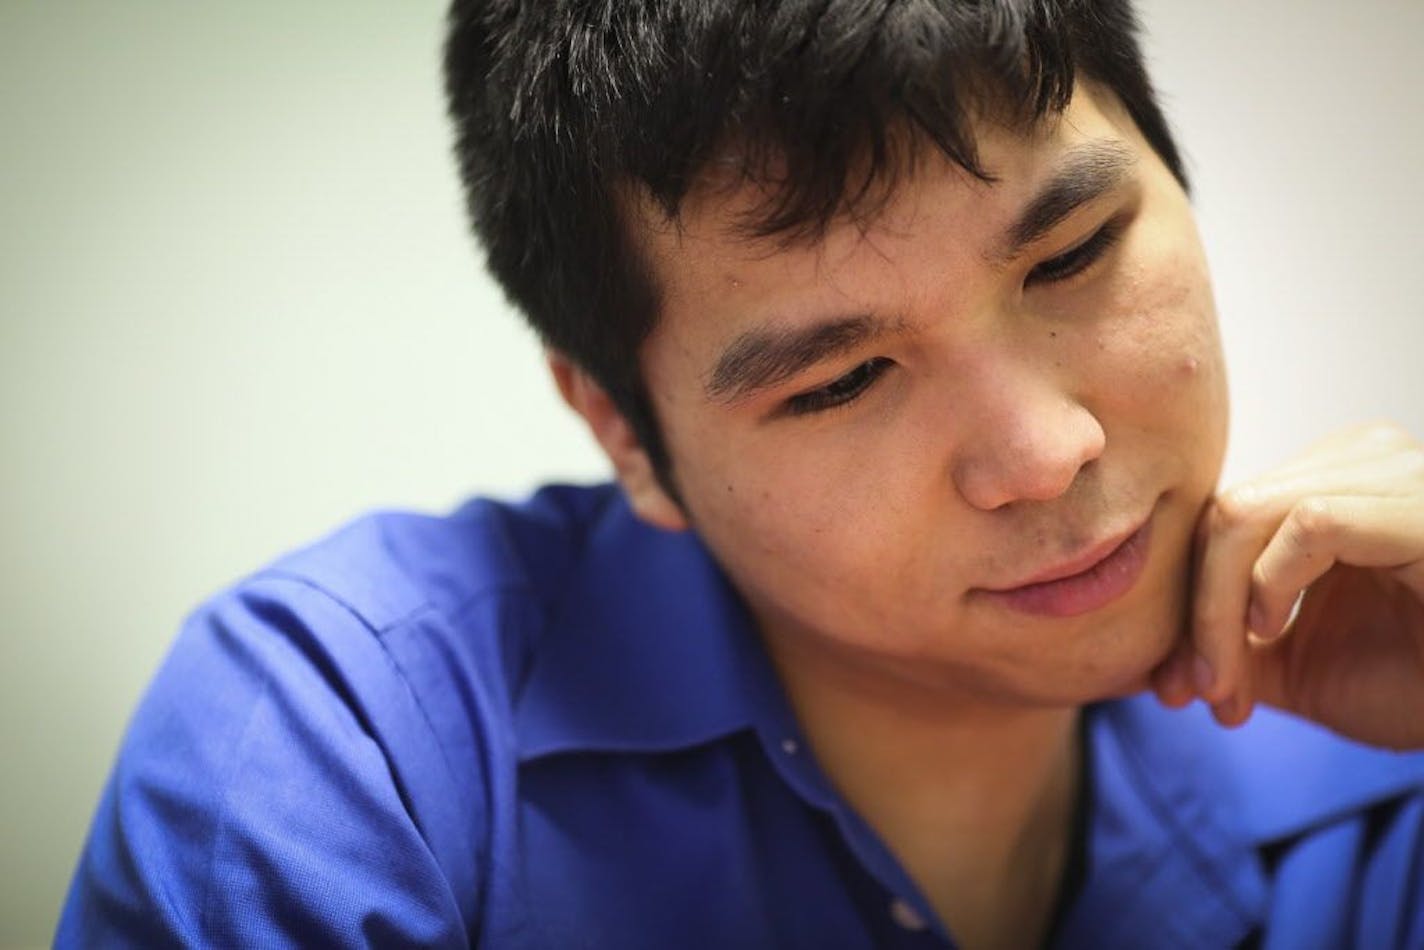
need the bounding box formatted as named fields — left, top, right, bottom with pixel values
left=976, top=510, right=1155, bottom=619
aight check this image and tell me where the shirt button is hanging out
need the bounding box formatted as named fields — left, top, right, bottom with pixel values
left=889, top=898, right=927, bottom=932
left=780, top=737, right=799, bottom=755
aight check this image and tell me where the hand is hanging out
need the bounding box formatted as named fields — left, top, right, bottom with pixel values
left=1151, top=422, right=1424, bottom=750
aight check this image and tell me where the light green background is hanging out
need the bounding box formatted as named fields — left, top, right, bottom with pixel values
left=2, top=2, right=1421, bottom=945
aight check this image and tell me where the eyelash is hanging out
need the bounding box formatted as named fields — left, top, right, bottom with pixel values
left=1026, top=218, right=1125, bottom=286
left=784, top=356, right=894, bottom=416
left=779, top=220, right=1124, bottom=418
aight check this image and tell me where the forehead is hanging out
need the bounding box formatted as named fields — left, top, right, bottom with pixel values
left=633, top=86, right=1140, bottom=350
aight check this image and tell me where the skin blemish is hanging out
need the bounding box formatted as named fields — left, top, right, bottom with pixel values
left=1182, top=356, right=1200, bottom=376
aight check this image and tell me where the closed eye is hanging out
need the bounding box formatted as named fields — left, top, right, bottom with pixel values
left=1026, top=217, right=1125, bottom=286
left=783, top=357, right=894, bottom=416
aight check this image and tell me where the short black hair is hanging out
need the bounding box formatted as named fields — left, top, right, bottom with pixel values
left=443, top=0, right=1186, bottom=487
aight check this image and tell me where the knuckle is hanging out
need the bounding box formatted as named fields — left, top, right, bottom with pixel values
left=1398, top=447, right=1424, bottom=479
left=1361, top=420, right=1410, bottom=447
left=1192, top=599, right=1242, bottom=641
left=1288, top=497, right=1337, bottom=544
left=1210, top=486, right=1260, bottom=532
left=1189, top=599, right=1227, bottom=636
left=1191, top=607, right=1223, bottom=635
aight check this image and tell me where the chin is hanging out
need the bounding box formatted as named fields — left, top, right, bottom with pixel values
left=1005, top=585, right=1186, bottom=707
left=1076, top=591, right=1187, bottom=703
left=1074, top=520, right=1194, bottom=701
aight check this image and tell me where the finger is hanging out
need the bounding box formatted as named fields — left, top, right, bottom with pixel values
left=1195, top=443, right=1423, bottom=695
left=1150, top=640, right=1196, bottom=709
left=1210, top=689, right=1256, bottom=728
left=1266, top=421, right=1416, bottom=479
left=1193, top=426, right=1424, bottom=725
left=1235, top=449, right=1423, bottom=506
left=1248, top=495, right=1424, bottom=639
left=1191, top=486, right=1275, bottom=707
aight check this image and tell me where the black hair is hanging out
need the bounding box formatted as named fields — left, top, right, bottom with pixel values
left=443, top=0, right=1186, bottom=489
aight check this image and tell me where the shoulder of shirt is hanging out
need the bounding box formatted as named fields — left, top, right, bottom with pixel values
left=1102, top=694, right=1424, bottom=846
left=182, top=477, right=758, bottom=770
left=143, top=483, right=623, bottom=934
left=242, top=481, right=623, bottom=632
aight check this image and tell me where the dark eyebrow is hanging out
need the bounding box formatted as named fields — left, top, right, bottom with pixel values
left=995, top=140, right=1137, bottom=261
left=706, top=314, right=888, bottom=404
left=702, top=143, right=1133, bottom=406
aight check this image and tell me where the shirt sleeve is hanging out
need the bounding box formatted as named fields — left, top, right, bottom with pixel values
left=55, top=575, right=477, bottom=948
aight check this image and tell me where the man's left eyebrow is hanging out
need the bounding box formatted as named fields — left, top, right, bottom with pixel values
left=994, top=140, right=1138, bottom=261
left=705, top=314, right=891, bottom=404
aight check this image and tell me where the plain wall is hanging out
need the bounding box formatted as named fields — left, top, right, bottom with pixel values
left=2, top=1, right=1421, bottom=945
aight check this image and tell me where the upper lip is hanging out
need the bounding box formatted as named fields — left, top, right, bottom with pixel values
left=984, top=515, right=1149, bottom=592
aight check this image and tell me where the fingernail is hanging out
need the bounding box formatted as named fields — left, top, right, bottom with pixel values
left=1213, top=699, right=1239, bottom=728
left=1169, top=656, right=1191, bottom=695
left=1233, top=696, right=1255, bottom=726
left=1156, top=657, right=1187, bottom=702
left=1192, top=655, right=1216, bottom=697
left=1216, top=694, right=1254, bottom=728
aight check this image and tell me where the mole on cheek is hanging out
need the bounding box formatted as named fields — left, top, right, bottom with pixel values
left=1180, top=356, right=1200, bottom=376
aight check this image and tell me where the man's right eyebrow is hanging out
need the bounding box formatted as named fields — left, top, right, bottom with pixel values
left=704, top=315, right=886, bottom=404
left=993, top=140, right=1138, bottom=262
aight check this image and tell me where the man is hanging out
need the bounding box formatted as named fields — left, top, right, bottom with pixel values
left=59, top=1, right=1424, bottom=947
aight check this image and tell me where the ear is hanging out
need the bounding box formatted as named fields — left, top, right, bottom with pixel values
left=548, top=351, right=689, bottom=532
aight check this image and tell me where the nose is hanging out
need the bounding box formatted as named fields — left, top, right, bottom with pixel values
left=950, top=369, right=1106, bottom=511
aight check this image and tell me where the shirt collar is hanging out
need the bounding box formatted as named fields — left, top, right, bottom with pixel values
left=1104, top=695, right=1424, bottom=845
left=1059, top=694, right=1424, bottom=947
left=1062, top=696, right=1271, bottom=946
left=513, top=490, right=787, bottom=761
left=1198, top=701, right=1424, bottom=843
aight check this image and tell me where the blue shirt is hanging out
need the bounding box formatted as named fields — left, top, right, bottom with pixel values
left=58, top=484, right=1424, bottom=948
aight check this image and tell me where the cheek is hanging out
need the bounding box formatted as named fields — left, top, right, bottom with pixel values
left=689, top=445, right=895, bottom=572
left=1094, top=241, right=1227, bottom=416
left=674, top=426, right=931, bottom=633
left=1086, top=242, right=1230, bottom=503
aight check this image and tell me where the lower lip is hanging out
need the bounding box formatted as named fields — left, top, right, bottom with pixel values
left=982, top=520, right=1153, bottom=618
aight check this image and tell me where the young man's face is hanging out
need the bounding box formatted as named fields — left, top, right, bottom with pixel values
left=624, top=83, right=1228, bottom=706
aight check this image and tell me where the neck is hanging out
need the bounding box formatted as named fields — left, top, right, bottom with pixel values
left=763, top=633, right=1082, bottom=950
